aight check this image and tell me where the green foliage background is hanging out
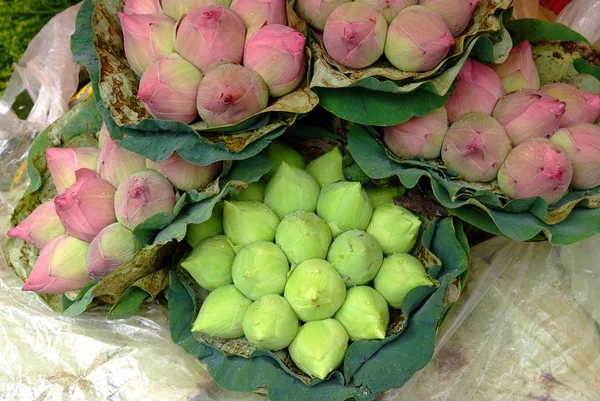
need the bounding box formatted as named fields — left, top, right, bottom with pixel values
left=0, top=0, right=79, bottom=95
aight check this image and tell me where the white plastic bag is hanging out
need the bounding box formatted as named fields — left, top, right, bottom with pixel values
left=557, top=0, right=600, bottom=45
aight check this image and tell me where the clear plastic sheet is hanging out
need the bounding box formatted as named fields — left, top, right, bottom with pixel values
left=557, top=0, right=600, bottom=45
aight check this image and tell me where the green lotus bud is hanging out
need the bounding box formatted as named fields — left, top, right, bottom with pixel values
left=374, top=253, right=434, bottom=309
left=223, top=201, right=280, bottom=246
left=264, top=141, right=306, bottom=180
left=184, top=202, right=224, bottom=248
left=366, top=203, right=421, bottom=255
left=276, top=211, right=332, bottom=265
left=243, top=294, right=299, bottom=351
left=192, top=284, right=252, bottom=338
left=327, top=230, right=383, bottom=287
left=264, top=162, right=320, bottom=218
left=334, top=286, right=389, bottom=341
left=288, top=319, right=348, bottom=380
left=229, top=180, right=266, bottom=202
left=284, top=259, right=346, bottom=322
left=181, top=235, right=235, bottom=291
left=306, top=147, right=345, bottom=187
left=231, top=241, right=289, bottom=300
left=316, top=181, right=373, bottom=237
left=365, top=186, right=406, bottom=208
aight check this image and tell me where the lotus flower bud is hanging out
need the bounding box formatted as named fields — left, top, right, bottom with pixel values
left=334, top=286, right=389, bottom=340
left=114, top=170, right=177, bottom=230
left=317, top=181, right=373, bottom=237
left=374, top=253, right=434, bottom=309
left=295, top=0, right=350, bottom=31
left=276, top=211, right=332, bottom=265
left=87, top=223, right=135, bottom=278
left=365, top=186, right=406, bottom=208
left=497, top=138, right=572, bottom=204
left=288, top=318, right=348, bottom=379
left=493, top=90, right=567, bottom=146
left=264, top=141, right=306, bottom=181
left=97, top=137, right=147, bottom=188
left=264, top=162, right=320, bottom=218
left=124, top=0, right=160, bottom=14
left=138, top=54, right=203, bottom=124
left=232, top=241, right=289, bottom=300
left=384, top=6, right=454, bottom=72
left=22, top=235, right=91, bottom=294
left=181, top=235, right=235, bottom=290
left=158, top=153, right=221, bottom=191
left=244, top=25, right=305, bottom=97
left=445, top=60, right=504, bottom=123
left=175, top=6, right=246, bottom=71
left=550, top=124, right=600, bottom=190
left=284, top=259, right=346, bottom=321
left=383, top=107, right=448, bottom=160
left=323, top=3, right=387, bottom=69
left=160, top=0, right=233, bottom=20
left=145, top=158, right=164, bottom=175
left=243, top=294, right=299, bottom=351
left=184, top=202, right=224, bottom=247
left=54, top=170, right=117, bottom=242
left=542, top=83, right=600, bottom=128
left=196, top=64, right=269, bottom=127
left=229, top=180, right=266, bottom=202
left=366, top=203, right=420, bottom=254
left=306, top=147, right=345, bottom=187
left=118, top=13, right=176, bottom=76
left=419, top=0, right=479, bottom=37
left=231, top=0, right=287, bottom=39
left=192, top=284, right=252, bottom=338
left=354, top=0, right=416, bottom=24
left=441, top=113, right=512, bottom=182
left=223, top=201, right=280, bottom=246
left=7, top=202, right=65, bottom=250
left=97, top=124, right=110, bottom=150
left=327, top=230, right=383, bottom=287
left=491, top=41, right=540, bottom=93
left=46, top=147, right=99, bottom=194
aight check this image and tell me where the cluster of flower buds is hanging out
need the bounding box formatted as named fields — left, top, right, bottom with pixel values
left=183, top=143, right=433, bottom=380
left=382, top=39, right=600, bottom=204
left=119, top=0, right=307, bottom=126
left=8, top=124, right=221, bottom=294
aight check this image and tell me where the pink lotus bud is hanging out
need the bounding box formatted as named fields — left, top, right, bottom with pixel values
left=550, top=123, right=600, bottom=190
left=175, top=6, right=246, bottom=71
left=138, top=54, right=203, bottom=124
left=492, top=89, right=567, bottom=146
left=46, top=147, right=100, bottom=194
left=498, top=138, right=572, bottom=204
left=54, top=169, right=117, bottom=242
left=354, top=0, right=417, bottom=24
left=97, top=136, right=147, bottom=188
left=441, top=113, right=512, bottom=182
left=158, top=152, right=222, bottom=191
left=541, top=83, right=600, bottom=128
left=22, top=235, right=91, bottom=294
left=114, top=170, right=177, bottom=230
left=445, top=60, right=504, bottom=123
left=7, top=202, right=65, bottom=250
left=124, top=0, right=161, bottom=14
left=244, top=25, right=306, bottom=97
left=118, top=13, right=176, bottom=76
left=196, top=63, right=269, bottom=126
left=323, top=3, right=388, bottom=69
left=231, top=0, right=287, bottom=39
left=160, top=0, right=233, bottom=20
left=87, top=223, right=135, bottom=278
left=491, top=41, right=540, bottom=93
left=384, top=6, right=454, bottom=72
left=419, top=0, right=479, bottom=37
left=97, top=123, right=110, bottom=150
left=146, top=159, right=165, bottom=175
left=382, top=107, right=448, bottom=160
left=295, top=0, right=351, bottom=31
